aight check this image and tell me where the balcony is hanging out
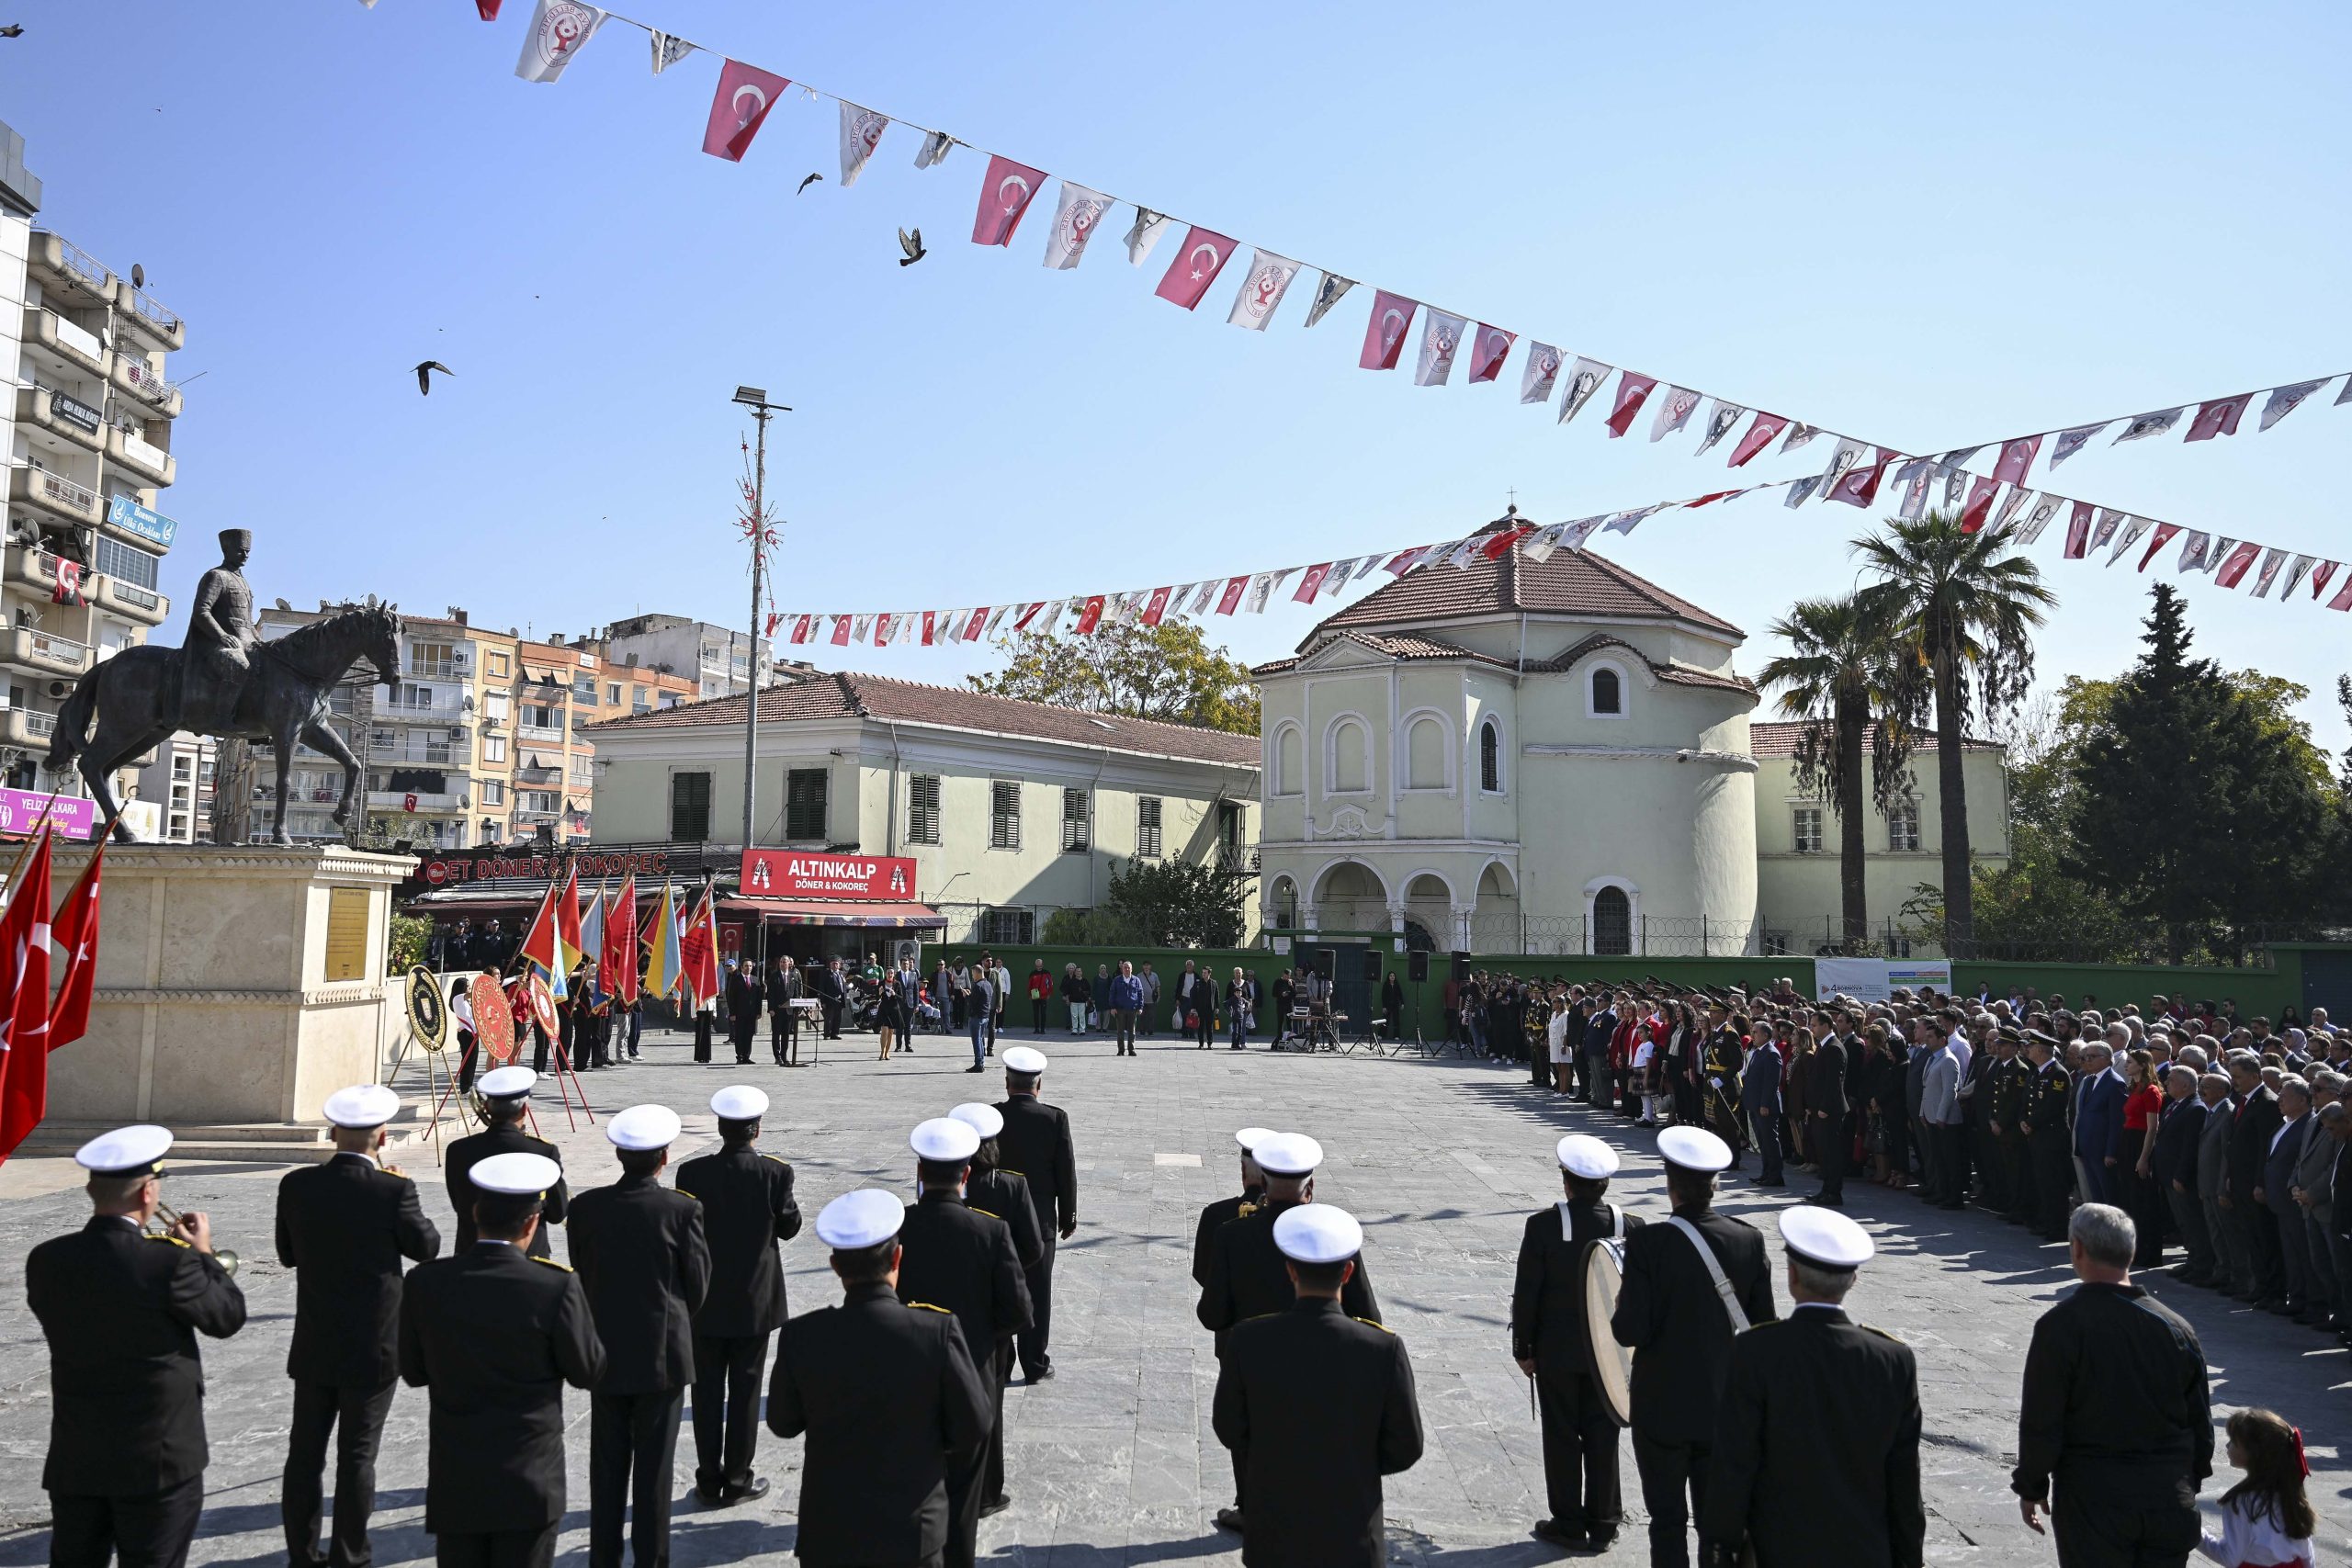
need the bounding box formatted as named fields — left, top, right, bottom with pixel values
left=517, top=723, right=564, bottom=745
left=514, top=763, right=560, bottom=786
left=8, top=467, right=103, bottom=533
left=110, top=276, right=185, bottom=353
left=21, top=308, right=106, bottom=378
left=5, top=543, right=61, bottom=595
left=96, top=574, right=167, bottom=626
left=378, top=701, right=468, bottom=726
left=107, top=353, right=182, bottom=419
left=17, top=387, right=106, bottom=454
left=28, top=232, right=112, bottom=307
left=105, top=427, right=175, bottom=487
left=4, top=626, right=93, bottom=680
left=368, top=788, right=468, bottom=812
left=368, top=739, right=469, bottom=766
left=2, top=705, right=56, bottom=748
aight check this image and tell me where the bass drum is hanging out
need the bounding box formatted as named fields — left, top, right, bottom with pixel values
left=1577, top=1236, right=1635, bottom=1427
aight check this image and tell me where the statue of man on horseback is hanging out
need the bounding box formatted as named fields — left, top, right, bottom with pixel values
left=43, top=529, right=402, bottom=845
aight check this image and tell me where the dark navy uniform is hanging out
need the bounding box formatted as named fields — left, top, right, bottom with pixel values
left=1198, top=1199, right=1381, bottom=1333
left=766, top=1281, right=995, bottom=1568
left=993, top=1092, right=1077, bottom=1379
left=1511, top=1200, right=1644, bottom=1545
left=961, top=1165, right=1042, bottom=1507
left=28, top=1218, right=248, bottom=1568
left=567, top=1176, right=710, bottom=1568
left=1989, top=1052, right=2032, bottom=1221
left=671, top=1142, right=799, bottom=1497
left=1702, top=1306, right=1925, bottom=1567
left=2022, top=1059, right=2074, bottom=1240
left=397, top=1245, right=605, bottom=1568
left=1191, top=1190, right=1260, bottom=1288
left=274, top=1153, right=441, bottom=1568
left=1210, top=1299, right=1425, bottom=1568
left=446, top=1123, right=567, bottom=1258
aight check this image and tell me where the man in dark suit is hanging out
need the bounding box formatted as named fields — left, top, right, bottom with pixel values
left=398, top=1151, right=605, bottom=1568
left=2071, top=1038, right=2126, bottom=1207
left=446, top=1068, right=567, bottom=1260
left=1702, top=1206, right=1923, bottom=1567
left=994, top=1046, right=1077, bottom=1381
left=1212, top=1205, right=1424, bottom=1568
left=2262, top=1076, right=2319, bottom=1317
left=2150, top=1066, right=2213, bottom=1284
left=1611, top=1126, right=1776, bottom=1568
left=767, top=1191, right=994, bottom=1568
left=1512, top=1134, right=1645, bottom=1553
left=764, top=955, right=805, bottom=1066
left=29, top=1126, right=248, bottom=1568
left=2197, top=1071, right=2243, bottom=1292
left=722, top=960, right=760, bottom=1066
left=276, top=1086, right=442, bottom=1568
left=673, top=1085, right=799, bottom=1505
left=2223, top=1052, right=2285, bottom=1304
left=566, top=1107, right=710, bottom=1568
left=898, top=1119, right=1034, bottom=1568
left=1804, top=1026, right=1850, bottom=1206
left=1740, top=1032, right=1784, bottom=1187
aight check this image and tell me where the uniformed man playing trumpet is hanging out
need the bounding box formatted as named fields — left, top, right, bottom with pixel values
left=445, top=1067, right=566, bottom=1259
left=29, top=1125, right=247, bottom=1568
left=275, top=1085, right=441, bottom=1568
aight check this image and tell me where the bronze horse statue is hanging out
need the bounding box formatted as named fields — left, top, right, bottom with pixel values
left=46, top=601, right=402, bottom=845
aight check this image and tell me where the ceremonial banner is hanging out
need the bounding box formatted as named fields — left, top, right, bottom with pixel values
left=1993, top=435, right=2042, bottom=485
left=1558, top=515, right=1610, bottom=550
left=1650, top=385, right=1702, bottom=443
left=1124, top=207, right=1172, bottom=265
left=2252, top=547, right=2289, bottom=598
left=2114, top=406, right=2185, bottom=444
left=1227, top=250, right=1300, bottom=327
left=1896, top=459, right=1933, bottom=520
left=1727, top=412, right=1789, bottom=468
left=642, top=882, right=685, bottom=1004
left=1603, top=372, right=1657, bottom=437
left=2062, top=501, right=2094, bottom=558
left=2186, top=393, right=2252, bottom=441
left=1520, top=342, right=1563, bottom=404
left=1302, top=271, right=1354, bottom=327
left=46, top=840, right=103, bottom=1052
left=0, top=829, right=52, bottom=1159
left=1781, top=423, right=1821, bottom=454
left=2214, top=540, right=2261, bottom=588
left=2280, top=555, right=2317, bottom=599
left=1826, top=446, right=1892, bottom=508
left=1559, top=358, right=1611, bottom=425
left=1154, top=226, right=1237, bottom=310
left=515, top=0, right=605, bottom=82
left=1415, top=310, right=1466, bottom=386
left=2108, top=514, right=2154, bottom=566
left=702, top=60, right=788, bottom=161
left=2177, top=532, right=2213, bottom=573
left=913, top=129, right=955, bottom=169
left=1695, top=401, right=1745, bottom=457
left=2049, top=423, right=2108, bottom=467
left=1467, top=323, right=1514, bottom=382
left=972, top=155, right=1047, bottom=246
left=1042, top=182, right=1114, bottom=270
left=1959, top=475, right=2000, bottom=533
left=839, top=102, right=888, bottom=186
left=2260, top=378, right=2327, bottom=431
left=1359, top=291, right=1416, bottom=370
left=1520, top=523, right=1571, bottom=564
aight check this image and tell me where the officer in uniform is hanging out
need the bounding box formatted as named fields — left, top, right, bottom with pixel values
left=1988, top=1025, right=2032, bottom=1224
left=29, top=1126, right=247, bottom=1568
left=994, top=1046, right=1077, bottom=1382
left=767, top=1191, right=995, bottom=1568
left=1210, top=1204, right=1424, bottom=1568
left=673, top=1085, right=799, bottom=1506
left=567, top=1106, right=710, bottom=1568
left=1511, top=1134, right=1645, bottom=1552
left=1610, top=1126, right=1776, bottom=1568
left=897, top=1118, right=1034, bottom=1568
left=2021, top=1030, right=2075, bottom=1241
left=275, top=1085, right=441, bottom=1568
left=948, top=1101, right=1044, bottom=1516
left=1700, top=1019, right=1747, bottom=1165
left=1701, top=1207, right=1925, bottom=1567
left=1193, top=1127, right=1272, bottom=1288
left=398, top=1151, right=605, bottom=1568
left=446, top=1067, right=567, bottom=1259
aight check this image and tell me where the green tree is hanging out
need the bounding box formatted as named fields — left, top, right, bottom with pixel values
left=969, top=619, right=1261, bottom=734
left=1099, top=855, right=1250, bottom=949
left=388, top=912, right=432, bottom=972
left=1757, top=593, right=1910, bottom=951
left=1855, top=510, right=2055, bottom=953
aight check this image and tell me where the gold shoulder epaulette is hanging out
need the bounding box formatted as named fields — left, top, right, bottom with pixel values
left=531, top=1256, right=574, bottom=1272
left=907, top=1300, right=951, bottom=1314
left=1237, top=1201, right=1258, bottom=1218
left=764, top=1154, right=792, bottom=1168
left=144, top=1232, right=189, bottom=1247
left=1860, top=1323, right=1904, bottom=1345
left=970, top=1206, right=1001, bottom=1220
left=675, top=1189, right=697, bottom=1201
left=1353, top=1316, right=1394, bottom=1334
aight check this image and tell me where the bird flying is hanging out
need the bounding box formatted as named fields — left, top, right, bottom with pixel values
left=413, top=361, right=454, bottom=396
left=0, top=25, right=23, bottom=38
left=797, top=173, right=822, bottom=195
left=897, top=228, right=926, bottom=266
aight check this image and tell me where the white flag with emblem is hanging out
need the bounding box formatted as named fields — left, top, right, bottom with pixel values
left=1520, top=343, right=1563, bottom=405
left=2280, top=554, right=2318, bottom=599
left=1303, top=272, right=1355, bottom=328
left=1650, top=386, right=1702, bottom=443
left=1124, top=208, right=1173, bottom=266
left=1557, top=358, right=1611, bottom=425
left=2090, top=509, right=2127, bottom=552
left=649, top=29, right=695, bottom=73
left=2049, top=423, right=2108, bottom=467
left=1415, top=310, right=1466, bottom=386
left=912, top=130, right=955, bottom=169
left=515, top=0, right=605, bottom=82
left=2106, top=515, right=2154, bottom=566
left=1694, top=400, right=1746, bottom=456
left=1226, top=250, right=1301, bottom=329
left=1041, top=182, right=1114, bottom=270
left=2252, top=547, right=2290, bottom=597
left=2260, top=378, right=2328, bottom=431
left=2113, top=407, right=2186, bottom=444
left=838, top=102, right=888, bottom=186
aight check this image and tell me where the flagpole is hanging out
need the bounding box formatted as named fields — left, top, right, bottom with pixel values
left=731, top=387, right=787, bottom=862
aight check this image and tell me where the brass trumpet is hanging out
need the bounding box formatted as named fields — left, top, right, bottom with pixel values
left=152, top=1200, right=239, bottom=1278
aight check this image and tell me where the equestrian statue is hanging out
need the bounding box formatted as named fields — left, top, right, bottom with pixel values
left=44, top=528, right=401, bottom=844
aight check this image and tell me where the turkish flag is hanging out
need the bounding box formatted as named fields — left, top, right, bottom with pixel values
left=971, top=155, right=1047, bottom=247
left=702, top=61, right=789, bottom=162
left=2313, top=562, right=2342, bottom=602
left=478, top=0, right=502, bottom=16
left=2064, top=502, right=2095, bottom=559
left=1479, top=525, right=1532, bottom=560
left=0, top=830, right=54, bottom=1163
left=1293, top=564, right=1331, bottom=604
left=1829, top=448, right=1896, bottom=508
left=1141, top=586, right=1172, bottom=626
left=1992, top=435, right=2042, bottom=486
left=2331, top=576, right=2352, bottom=612
left=830, top=615, right=852, bottom=647
left=1467, top=324, right=1514, bottom=383
left=602, top=872, right=638, bottom=1006
left=788, top=615, right=813, bottom=645
left=2187, top=393, right=2252, bottom=442
left=1216, top=577, right=1249, bottom=615
left=1384, top=547, right=1432, bottom=574
left=963, top=607, right=990, bottom=641
left=46, top=840, right=102, bottom=1053
left=1604, top=373, right=1658, bottom=438
left=1153, top=227, right=1237, bottom=310
left=1727, top=412, right=1789, bottom=468
left=51, top=560, right=83, bottom=607
left=1074, top=596, right=1105, bottom=635
left=1358, top=291, right=1417, bottom=370
left=2138, top=523, right=2185, bottom=572
left=1013, top=603, right=1046, bottom=631
left=2214, top=541, right=2262, bottom=589
left=1959, top=475, right=2000, bottom=533
left=1686, top=489, right=1747, bottom=508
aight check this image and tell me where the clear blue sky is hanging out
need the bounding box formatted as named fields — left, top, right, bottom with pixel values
left=12, top=2, right=2349, bottom=733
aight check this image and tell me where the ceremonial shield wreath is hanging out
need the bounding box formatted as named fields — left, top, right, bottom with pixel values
left=1577, top=1237, right=1636, bottom=1427
left=469, top=973, right=514, bottom=1065
left=528, top=974, right=560, bottom=1038
left=405, top=966, right=447, bottom=1053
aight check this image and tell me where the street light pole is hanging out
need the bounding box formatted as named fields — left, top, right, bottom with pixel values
left=731, top=387, right=788, bottom=856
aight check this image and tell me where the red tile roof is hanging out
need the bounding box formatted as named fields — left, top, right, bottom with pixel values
left=1250, top=629, right=1516, bottom=678
left=1747, top=720, right=2000, bottom=759
left=584, top=670, right=1262, bottom=767
left=1306, top=545, right=1743, bottom=646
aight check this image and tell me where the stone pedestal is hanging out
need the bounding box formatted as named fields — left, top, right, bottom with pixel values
left=44, top=844, right=412, bottom=1137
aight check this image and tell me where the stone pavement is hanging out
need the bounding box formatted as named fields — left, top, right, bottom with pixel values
left=3, top=1021, right=2349, bottom=1566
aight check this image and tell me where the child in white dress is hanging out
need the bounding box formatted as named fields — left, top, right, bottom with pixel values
left=2199, top=1408, right=2316, bottom=1568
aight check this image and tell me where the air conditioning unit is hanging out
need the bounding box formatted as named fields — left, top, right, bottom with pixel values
left=45, top=679, right=73, bottom=699
left=447, top=728, right=464, bottom=741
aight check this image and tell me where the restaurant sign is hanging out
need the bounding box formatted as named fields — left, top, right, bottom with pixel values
left=418, top=845, right=673, bottom=887
left=740, top=849, right=918, bottom=901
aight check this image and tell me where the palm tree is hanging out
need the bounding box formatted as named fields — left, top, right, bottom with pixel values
left=1853, top=511, right=2056, bottom=953
left=1757, top=594, right=1909, bottom=952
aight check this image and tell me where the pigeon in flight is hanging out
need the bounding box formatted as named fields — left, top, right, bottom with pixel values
left=897, top=228, right=926, bottom=266
left=413, top=361, right=453, bottom=396
left=797, top=172, right=822, bottom=195
left=0, top=26, right=23, bottom=38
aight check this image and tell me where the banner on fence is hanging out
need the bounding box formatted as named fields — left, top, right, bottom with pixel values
left=1815, top=956, right=1953, bottom=1004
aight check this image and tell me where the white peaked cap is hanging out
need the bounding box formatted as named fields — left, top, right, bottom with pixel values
left=607, top=1104, right=683, bottom=1151
left=1778, top=1205, right=1874, bottom=1270
left=323, top=1084, right=399, bottom=1130
left=817, top=1189, right=905, bottom=1249
left=74, top=1124, right=172, bottom=1177
left=1555, top=1134, right=1618, bottom=1179
left=948, top=1102, right=1004, bottom=1138
left=1236, top=1126, right=1275, bottom=1152
left=910, top=1117, right=981, bottom=1163
left=472, top=1151, right=560, bottom=1196
left=1273, top=1202, right=1363, bottom=1264
left=1657, top=1125, right=1732, bottom=1173
left=479, top=1066, right=537, bottom=1100
left=711, top=1085, right=769, bottom=1121
left=1001, top=1046, right=1048, bottom=1075
left=1251, top=1133, right=1324, bottom=1177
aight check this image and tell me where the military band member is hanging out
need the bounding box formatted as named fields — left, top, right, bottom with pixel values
left=1610, top=1126, right=1777, bottom=1568
left=767, top=1191, right=994, bottom=1568
left=29, top=1125, right=247, bottom=1568
left=1193, top=1127, right=1272, bottom=1287
left=567, top=1106, right=710, bottom=1568
left=898, top=1118, right=1035, bottom=1568
left=1700, top=1018, right=1748, bottom=1165
left=673, top=1085, right=799, bottom=1506
left=1988, top=1026, right=2032, bottom=1224
left=1512, top=1134, right=1645, bottom=1552
left=398, top=1151, right=605, bottom=1568
left=1211, top=1204, right=1425, bottom=1568
left=2021, top=1031, right=2075, bottom=1242
left=948, top=1100, right=1044, bottom=1516
left=445, top=1067, right=566, bottom=1260
left=276, top=1085, right=441, bottom=1568
left=1702, top=1207, right=1926, bottom=1568
left=994, top=1046, right=1077, bottom=1382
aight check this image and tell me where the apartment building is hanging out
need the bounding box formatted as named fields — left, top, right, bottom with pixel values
left=598, top=613, right=771, bottom=701
left=0, top=120, right=185, bottom=804
left=134, top=732, right=216, bottom=844
left=514, top=633, right=696, bottom=844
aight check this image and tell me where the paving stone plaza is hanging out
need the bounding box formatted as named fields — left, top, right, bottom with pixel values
left=3, top=1023, right=2347, bottom=1566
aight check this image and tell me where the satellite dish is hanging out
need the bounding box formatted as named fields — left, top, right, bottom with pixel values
left=130, top=263, right=145, bottom=288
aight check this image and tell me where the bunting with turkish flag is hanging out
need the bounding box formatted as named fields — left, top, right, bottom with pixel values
left=1727, top=412, right=1790, bottom=468
left=1153, top=227, right=1237, bottom=310
left=1293, top=564, right=1332, bottom=603
left=1959, top=475, right=2000, bottom=533
left=602, top=874, right=638, bottom=1006
left=45, top=840, right=102, bottom=1053
left=1415, top=311, right=1465, bottom=386
left=555, top=864, right=585, bottom=978
left=1216, top=576, right=1249, bottom=615
left=1604, top=373, right=1658, bottom=438
left=0, top=829, right=53, bottom=1164
left=2187, top=392, right=2252, bottom=442
left=2138, top=523, right=2185, bottom=572
left=702, top=61, right=788, bottom=161
left=2310, top=561, right=2341, bottom=601
left=1140, top=587, right=1171, bottom=626
left=518, top=880, right=567, bottom=999
left=2213, top=541, right=2262, bottom=589
left=1358, top=291, right=1416, bottom=370
left=971, top=155, right=1047, bottom=247
left=1992, top=435, right=2042, bottom=486
left=2330, top=576, right=2352, bottom=613
left=1467, top=324, right=1513, bottom=383
left=679, top=886, right=720, bottom=1008
left=2064, top=502, right=2095, bottom=559
left=1519, top=343, right=1562, bottom=405
left=1074, top=596, right=1105, bottom=635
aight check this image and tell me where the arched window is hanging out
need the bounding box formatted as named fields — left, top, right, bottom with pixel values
left=1273, top=725, right=1303, bottom=796
left=1592, top=886, right=1632, bottom=955
left=1590, top=665, right=1623, bottom=716
left=1405, top=716, right=1449, bottom=790
left=1328, top=718, right=1369, bottom=794
left=1479, top=719, right=1502, bottom=793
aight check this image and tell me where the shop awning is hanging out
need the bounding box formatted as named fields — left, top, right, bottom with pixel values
left=721, top=896, right=945, bottom=929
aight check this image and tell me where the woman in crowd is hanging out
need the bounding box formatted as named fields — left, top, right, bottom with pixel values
left=1225, top=966, right=1254, bottom=1050
left=1545, top=992, right=1575, bottom=1093
left=1064, top=964, right=1091, bottom=1035
left=1782, top=1021, right=1814, bottom=1168
left=873, top=968, right=905, bottom=1062
left=1027, top=960, right=1055, bottom=1035
left=2120, top=1046, right=2167, bottom=1267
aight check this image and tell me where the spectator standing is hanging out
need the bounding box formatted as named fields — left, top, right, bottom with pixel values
left=964, top=971, right=996, bottom=1074
left=1136, top=962, right=1160, bottom=1041
left=1805, top=1024, right=1851, bottom=1207
left=2225, top=1052, right=2285, bottom=1306
left=1025, top=961, right=1054, bottom=1035
left=2072, top=1040, right=2126, bottom=1207
left=1740, top=1028, right=1784, bottom=1188
left=2263, top=1077, right=2318, bottom=1320
left=2152, top=1066, right=2213, bottom=1283
left=2292, top=1100, right=2343, bottom=1331
left=2195, top=1072, right=2243, bottom=1291
left=1105, top=961, right=1143, bottom=1057
left=1063, top=965, right=1090, bottom=1035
